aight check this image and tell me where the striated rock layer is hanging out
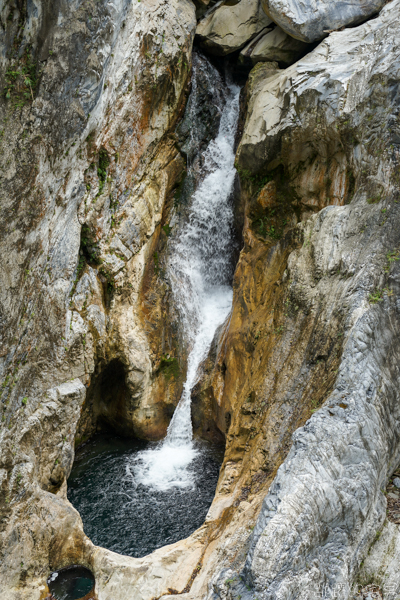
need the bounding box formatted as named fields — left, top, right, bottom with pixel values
left=261, top=0, right=387, bottom=43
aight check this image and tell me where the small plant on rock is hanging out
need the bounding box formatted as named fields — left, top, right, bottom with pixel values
left=384, top=250, right=399, bottom=272
left=97, top=148, right=110, bottom=195
left=368, top=288, right=384, bottom=303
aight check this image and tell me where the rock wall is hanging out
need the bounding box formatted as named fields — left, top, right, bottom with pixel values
left=0, top=0, right=196, bottom=595
left=206, top=1, right=400, bottom=598
left=1, top=0, right=400, bottom=599
left=260, top=0, right=387, bottom=43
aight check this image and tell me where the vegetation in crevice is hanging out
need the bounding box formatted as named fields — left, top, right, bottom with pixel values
left=242, top=165, right=301, bottom=242
left=80, top=223, right=101, bottom=265
left=3, top=46, right=39, bottom=109
left=158, top=355, right=180, bottom=381
left=99, top=265, right=115, bottom=294
left=97, top=148, right=110, bottom=195
left=235, top=165, right=273, bottom=195
left=69, top=224, right=101, bottom=299
left=251, top=205, right=287, bottom=241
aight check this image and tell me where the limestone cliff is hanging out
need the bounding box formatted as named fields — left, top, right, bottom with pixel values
left=1, top=1, right=400, bottom=599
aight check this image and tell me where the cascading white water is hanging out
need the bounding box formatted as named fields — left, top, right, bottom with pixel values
left=129, top=62, right=240, bottom=492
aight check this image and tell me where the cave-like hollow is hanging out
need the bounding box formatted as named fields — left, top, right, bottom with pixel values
left=74, top=358, right=134, bottom=444
left=68, top=358, right=225, bottom=559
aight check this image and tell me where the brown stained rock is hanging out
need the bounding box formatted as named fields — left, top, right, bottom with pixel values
left=257, top=180, right=277, bottom=209
left=0, top=0, right=197, bottom=595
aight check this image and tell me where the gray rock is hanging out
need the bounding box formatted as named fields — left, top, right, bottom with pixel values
left=240, top=24, right=310, bottom=67
left=393, top=477, right=400, bottom=488
left=355, top=521, right=399, bottom=599
left=237, top=0, right=400, bottom=177
left=261, top=0, right=387, bottom=43
left=217, top=1, right=400, bottom=598
left=196, top=0, right=272, bottom=55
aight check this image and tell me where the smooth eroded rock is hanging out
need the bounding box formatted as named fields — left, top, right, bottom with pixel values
left=196, top=0, right=272, bottom=55
left=236, top=0, right=400, bottom=208
left=261, top=0, right=387, bottom=42
left=240, top=24, right=310, bottom=67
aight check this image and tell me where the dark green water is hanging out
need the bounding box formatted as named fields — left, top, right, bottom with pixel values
left=47, top=566, right=94, bottom=600
left=67, top=434, right=223, bottom=558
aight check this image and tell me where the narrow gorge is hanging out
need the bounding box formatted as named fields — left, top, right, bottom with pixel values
left=1, top=1, right=400, bottom=600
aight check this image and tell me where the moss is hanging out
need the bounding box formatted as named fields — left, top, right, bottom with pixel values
left=3, top=40, right=38, bottom=108
left=97, top=148, right=110, bottom=195
left=247, top=165, right=299, bottom=242
left=3, top=46, right=38, bottom=109
left=367, top=195, right=381, bottom=204
left=99, top=265, right=115, bottom=293
left=74, top=433, right=91, bottom=449
left=158, top=355, right=179, bottom=380
left=162, top=223, right=172, bottom=237
left=236, top=165, right=273, bottom=195
left=251, top=205, right=286, bottom=241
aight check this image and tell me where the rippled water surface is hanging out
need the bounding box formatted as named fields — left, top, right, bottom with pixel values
left=67, top=434, right=223, bottom=557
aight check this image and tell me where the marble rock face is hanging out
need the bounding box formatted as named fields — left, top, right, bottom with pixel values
left=240, top=24, right=310, bottom=67
left=196, top=0, right=272, bottom=55
left=261, top=0, right=387, bottom=42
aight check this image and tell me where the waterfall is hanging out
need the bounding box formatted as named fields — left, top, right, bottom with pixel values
left=129, top=58, right=240, bottom=491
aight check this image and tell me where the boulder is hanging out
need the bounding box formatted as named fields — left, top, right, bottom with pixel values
left=196, top=0, right=272, bottom=55
left=240, top=24, right=311, bottom=67
left=261, top=0, right=387, bottom=43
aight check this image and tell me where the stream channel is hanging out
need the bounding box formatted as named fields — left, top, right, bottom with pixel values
left=68, top=53, right=241, bottom=558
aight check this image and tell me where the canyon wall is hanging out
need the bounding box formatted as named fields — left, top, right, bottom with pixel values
left=1, top=1, right=400, bottom=599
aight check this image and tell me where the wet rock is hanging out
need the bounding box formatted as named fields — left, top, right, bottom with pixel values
left=240, top=25, right=311, bottom=67
left=196, top=0, right=272, bottom=55
left=261, top=0, right=387, bottom=43
left=192, top=0, right=218, bottom=19
left=176, top=51, right=227, bottom=166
